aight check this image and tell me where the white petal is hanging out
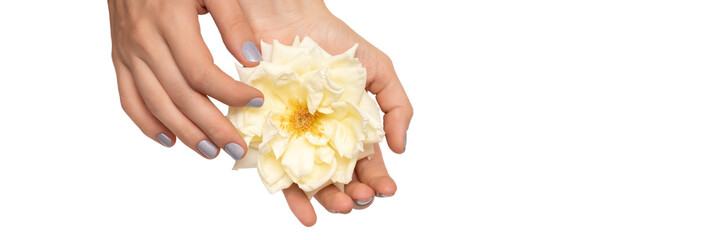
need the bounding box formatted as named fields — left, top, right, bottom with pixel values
left=235, top=63, right=255, bottom=82
left=355, top=143, right=375, bottom=162
left=315, top=144, right=335, bottom=164
left=331, top=156, right=355, bottom=184
left=304, top=131, right=329, bottom=146
left=260, top=40, right=273, bottom=62
left=319, top=101, right=369, bottom=158
left=319, top=71, right=344, bottom=108
left=328, top=67, right=366, bottom=104
left=317, top=106, right=333, bottom=114
left=227, top=106, right=264, bottom=140
left=298, top=36, right=317, bottom=48
left=358, top=92, right=385, bottom=144
left=258, top=152, right=293, bottom=194
left=281, top=136, right=316, bottom=178
left=232, top=146, right=260, bottom=170
left=300, top=69, right=325, bottom=114
left=343, top=43, right=359, bottom=57
left=318, top=101, right=368, bottom=158
left=271, top=40, right=305, bottom=64
left=333, top=182, right=345, bottom=193
left=295, top=156, right=337, bottom=193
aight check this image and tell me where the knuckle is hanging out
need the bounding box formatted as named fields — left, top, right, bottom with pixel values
left=167, top=87, right=199, bottom=109
left=187, top=63, right=212, bottom=89
left=225, top=14, right=250, bottom=32
left=202, top=122, right=231, bottom=141
left=176, top=123, right=198, bottom=140
left=124, top=25, right=156, bottom=57
left=140, top=92, right=168, bottom=116
left=119, top=96, right=134, bottom=115
left=128, top=25, right=151, bottom=45
left=374, top=52, right=394, bottom=71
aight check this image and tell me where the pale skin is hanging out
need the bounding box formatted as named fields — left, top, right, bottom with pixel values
left=108, top=0, right=412, bottom=226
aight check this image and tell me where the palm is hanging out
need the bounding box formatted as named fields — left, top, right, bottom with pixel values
left=248, top=14, right=388, bottom=91
left=244, top=12, right=399, bottom=226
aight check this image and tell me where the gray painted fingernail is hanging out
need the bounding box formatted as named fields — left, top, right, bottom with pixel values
left=246, top=98, right=264, bottom=108
left=377, top=193, right=390, bottom=198
left=242, top=41, right=261, bottom=63
left=224, top=143, right=245, bottom=160
left=198, top=140, right=218, bottom=158
left=355, top=198, right=372, bottom=206
left=403, top=133, right=407, bottom=151
left=156, top=133, right=172, bottom=147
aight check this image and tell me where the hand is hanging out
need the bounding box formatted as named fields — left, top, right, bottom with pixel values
left=237, top=0, right=413, bottom=226
left=109, top=0, right=265, bottom=160
left=283, top=143, right=397, bottom=226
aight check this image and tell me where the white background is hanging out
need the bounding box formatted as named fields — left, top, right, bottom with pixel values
left=1, top=0, right=720, bottom=239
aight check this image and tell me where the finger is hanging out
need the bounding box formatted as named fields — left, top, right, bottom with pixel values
left=142, top=34, right=249, bottom=161
left=356, top=143, right=397, bottom=197
left=204, top=0, right=262, bottom=66
left=346, top=172, right=375, bottom=210
left=367, top=54, right=412, bottom=153
left=128, top=57, right=217, bottom=159
left=282, top=184, right=317, bottom=227
left=114, top=58, right=176, bottom=148
left=158, top=8, right=264, bottom=107
left=313, top=184, right=353, bottom=214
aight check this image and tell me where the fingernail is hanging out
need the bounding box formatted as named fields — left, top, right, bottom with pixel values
left=242, top=41, right=261, bottom=63
left=156, top=133, right=172, bottom=147
left=403, top=133, right=407, bottom=152
left=198, top=140, right=218, bottom=158
left=377, top=193, right=391, bottom=198
left=246, top=98, right=264, bottom=108
left=224, top=143, right=245, bottom=160
left=355, top=198, right=373, bottom=206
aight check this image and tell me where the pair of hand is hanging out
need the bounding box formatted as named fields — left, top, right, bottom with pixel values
left=108, top=0, right=412, bottom=226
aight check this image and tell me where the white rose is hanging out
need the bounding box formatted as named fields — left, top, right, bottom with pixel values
left=227, top=36, right=385, bottom=196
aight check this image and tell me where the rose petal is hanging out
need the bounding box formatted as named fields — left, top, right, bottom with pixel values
left=281, top=136, right=316, bottom=178
left=295, top=155, right=337, bottom=193
left=331, top=156, right=356, bottom=184
left=359, top=93, right=385, bottom=143
left=328, top=67, right=366, bottom=104
left=258, top=152, right=293, bottom=194
left=260, top=40, right=273, bottom=61
left=304, top=131, right=329, bottom=146
left=232, top=146, right=260, bottom=170
left=315, top=144, right=335, bottom=164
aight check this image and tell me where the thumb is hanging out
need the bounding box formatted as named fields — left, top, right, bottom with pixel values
left=204, top=0, right=261, bottom=66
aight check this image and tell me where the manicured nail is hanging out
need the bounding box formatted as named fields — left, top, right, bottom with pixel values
left=156, top=133, right=172, bottom=147
left=242, top=41, right=261, bottom=63
left=377, top=193, right=390, bottom=198
left=198, top=140, right=218, bottom=158
left=224, top=143, right=245, bottom=160
left=246, top=98, right=264, bottom=108
left=403, top=133, right=407, bottom=152
left=355, top=198, right=373, bottom=206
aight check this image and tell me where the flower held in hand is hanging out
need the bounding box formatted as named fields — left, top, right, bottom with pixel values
left=227, top=37, right=384, bottom=196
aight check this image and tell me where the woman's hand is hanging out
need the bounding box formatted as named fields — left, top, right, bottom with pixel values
left=109, top=0, right=265, bottom=160
left=237, top=0, right=413, bottom=226
left=283, top=143, right=397, bottom=226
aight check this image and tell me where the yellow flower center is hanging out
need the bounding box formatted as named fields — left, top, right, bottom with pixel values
left=281, top=100, right=320, bottom=136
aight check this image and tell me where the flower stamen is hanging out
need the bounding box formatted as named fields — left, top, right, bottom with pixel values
left=281, top=100, right=320, bottom=135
